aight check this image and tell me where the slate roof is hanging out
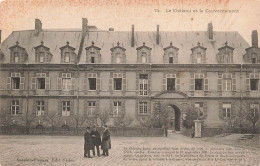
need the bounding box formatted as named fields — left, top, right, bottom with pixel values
left=0, top=27, right=250, bottom=64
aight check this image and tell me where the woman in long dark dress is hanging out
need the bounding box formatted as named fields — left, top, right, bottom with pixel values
left=101, top=125, right=111, bottom=156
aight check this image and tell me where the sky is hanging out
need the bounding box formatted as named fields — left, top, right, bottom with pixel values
left=0, top=0, right=260, bottom=43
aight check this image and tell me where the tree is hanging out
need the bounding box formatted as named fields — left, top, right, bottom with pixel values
left=137, top=116, right=155, bottom=128
left=182, top=107, right=198, bottom=129
left=113, top=113, right=134, bottom=128
left=98, top=106, right=110, bottom=125
left=241, top=101, right=259, bottom=134
left=153, top=102, right=172, bottom=128
left=45, top=112, right=61, bottom=133
left=0, top=109, right=12, bottom=127
left=72, top=113, right=86, bottom=134
left=22, top=108, right=36, bottom=134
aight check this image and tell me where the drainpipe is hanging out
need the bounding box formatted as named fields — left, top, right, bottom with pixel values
left=26, top=63, right=29, bottom=132
left=240, top=64, right=243, bottom=128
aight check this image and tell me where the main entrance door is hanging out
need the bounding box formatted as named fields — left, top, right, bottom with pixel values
left=167, top=105, right=181, bottom=131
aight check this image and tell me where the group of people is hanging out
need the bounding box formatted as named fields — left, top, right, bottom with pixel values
left=84, top=125, right=111, bottom=158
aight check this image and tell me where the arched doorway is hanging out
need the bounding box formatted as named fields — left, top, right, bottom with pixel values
left=168, top=105, right=181, bottom=131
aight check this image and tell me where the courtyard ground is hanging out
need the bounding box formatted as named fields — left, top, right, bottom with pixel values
left=0, top=132, right=259, bottom=166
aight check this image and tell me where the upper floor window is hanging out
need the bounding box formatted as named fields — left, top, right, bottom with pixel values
left=109, top=73, right=127, bottom=92
left=216, top=42, right=234, bottom=64
left=110, top=42, right=126, bottom=64
left=167, top=78, right=175, bottom=90
left=139, top=74, right=148, bottom=95
left=195, top=79, right=203, bottom=90
left=114, top=78, right=122, bottom=90
left=11, top=100, right=20, bottom=115
left=7, top=73, right=24, bottom=90
left=139, top=101, right=148, bottom=114
left=57, top=73, right=75, bottom=91
left=88, top=101, right=96, bottom=115
left=191, top=42, right=207, bottom=64
left=136, top=43, right=152, bottom=63
left=190, top=73, right=208, bottom=91
left=218, top=73, right=236, bottom=92
left=250, top=79, right=259, bottom=90
left=31, top=73, right=50, bottom=90
left=86, top=42, right=101, bottom=63
left=222, top=103, right=231, bottom=118
left=246, top=73, right=260, bottom=91
left=62, top=101, right=70, bottom=116
left=9, top=41, right=28, bottom=63
left=36, top=101, right=45, bottom=116
left=113, top=101, right=121, bottom=117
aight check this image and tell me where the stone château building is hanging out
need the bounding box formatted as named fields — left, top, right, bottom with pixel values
left=0, top=18, right=259, bottom=132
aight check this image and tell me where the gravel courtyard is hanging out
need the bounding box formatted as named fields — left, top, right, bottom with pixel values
left=0, top=132, right=259, bottom=166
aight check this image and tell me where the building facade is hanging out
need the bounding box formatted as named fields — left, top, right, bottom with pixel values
left=0, top=18, right=259, bottom=131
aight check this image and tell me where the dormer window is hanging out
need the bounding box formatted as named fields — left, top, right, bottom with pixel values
left=86, top=42, right=101, bottom=64
left=163, top=42, right=179, bottom=64
left=252, top=53, right=257, bottom=63
left=110, top=42, right=126, bottom=64
left=35, top=41, right=53, bottom=63
left=60, top=42, right=76, bottom=63
left=136, top=43, right=152, bottom=63
left=191, top=42, right=207, bottom=64
left=9, top=41, right=28, bottom=63
left=216, top=42, right=234, bottom=64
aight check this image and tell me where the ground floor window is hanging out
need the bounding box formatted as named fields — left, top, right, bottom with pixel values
left=113, top=101, right=121, bottom=117
left=62, top=101, right=70, bottom=116
left=36, top=101, right=45, bottom=116
left=11, top=100, right=20, bottom=115
left=88, top=101, right=96, bottom=115
left=250, top=104, right=259, bottom=117
left=222, top=103, right=231, bottom=118
left=139, top=102, right=148, bottom=114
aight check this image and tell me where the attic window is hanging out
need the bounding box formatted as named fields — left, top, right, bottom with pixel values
left=197, top=52, right=201, bottom=63
left=65, top=52, right=70, bottom=63
left=14, top=52, right=19, bottom=63
left=39, top=52, right=44, bottom=63
left=224, top=53, right=230, bottom=63
left=141, top=52, right=147, bottom=63
left=169, top=53, right=174, bottom=64
left=116, top=53, right=121, bottom=64
left=252, top=53, right=257, bottom=63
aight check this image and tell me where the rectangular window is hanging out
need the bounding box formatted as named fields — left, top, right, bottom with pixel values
left=37, top=78, right=45, bottom=89
left=88, top=101, right=96, bottom=115
left=250, top=104, right=259, bottom=117
left=14, top=52, right=19, bottom=63
left=62, top=101, right=70, bottom=116
left=141, top=52, right=147, bottom=63
left=39, top=52, right=44, bottom=63
left=65, top=52, right=70, bottom=63
left=91, top=57, right=95, bottom=63
left=222, top=79, right=232, bottom=91
left=12, top=77, right=20, bottom=90
left=62, top=78, right=71, bottom=91
left=195, top=79, right=203, bottom=90
left=197, top=52, right=201, bottom=63
left=195, top=102, right=204, bottom=117
left=113, top=101, right=121, bottom=117
left=250, top=79, right=259, bottom=90
left=252, top=58, right=256, bottom=63
left=114, top=78, right=122, bottom=90
left=139, top=102, right=148, bottom=114
left=167, top=78, right=175, bottom=90
left=139, top=74, right=148, bottom=95
left=222, top=103, right=231, bottom=118
left=88, top=78, right=96, bottom=90
left=224, top=54, right=230, bottom=63
left=36, top=101, right=45, bottom=116
left=11, top=100, right=20, bottom=115
left=116, top=53, right=121, bottom=63
left=169, top=57, right=173, bottom=63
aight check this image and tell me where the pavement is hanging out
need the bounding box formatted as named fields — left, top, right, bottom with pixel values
left=0, top=132, right=259, bottom=166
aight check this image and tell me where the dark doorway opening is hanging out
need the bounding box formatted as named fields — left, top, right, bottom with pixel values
left=168, top=105, right=181, bottom=131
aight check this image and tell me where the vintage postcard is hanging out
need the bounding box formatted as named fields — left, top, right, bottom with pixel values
left=0, top=0, right=260, bottom=165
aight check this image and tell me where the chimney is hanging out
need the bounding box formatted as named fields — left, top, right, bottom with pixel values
left=82, top=18, right=88, bottom=35
left=252, top=30, right=258, bottom=47
left=131, top=25, right=134, bottom=47
left=156, top=25, right=160, bottom=45
left=0, top=29, right=1, bottom=44
left=109, top=28, right=114, bottom=31
left=35, top=19, right=42, bottom=31
left=207, top=22, right=213, bottom=40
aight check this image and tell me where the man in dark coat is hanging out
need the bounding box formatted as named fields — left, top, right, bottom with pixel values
left=91, top=125, right=101, bottom=157
left=84, top=127, right=94, bottom=158
left=101, top=125, right=111, bottom=156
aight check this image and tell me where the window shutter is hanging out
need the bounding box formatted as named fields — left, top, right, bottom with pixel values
left=45, top=100, right=48, bottom=116
left=122, top=78, right=127, bottom=91
left=190, top=75, right=195, bottom=91
left=162, top=73, right=166, bottom=90
left=71, top=78, right=76, bottom=90
left=19, top=99, right=23, bottom=114
left=217, top=78, right=222, bottom=91
left=204, top=78, right=209, bottom=91
left=58, top=100, right=62, bottom=116
left=109, top=78, right=113, bottom=91
left=7, top=77, right=11, bottom=90
left=203, top=102, right=207, bottom=117
left=20, top=77, right=25, bottom=90
left=219, top=101, right=223, bottom=120
left=70, top=100, right=74, bottom=115
left=32, top=99, right=36, bottom=115
left=97, top=78, right=101, bottom=90
left=176, top=78, right=180, bottom=91
left=45, top=77, right=50, bottom=90
left=232, top=78, right=236, bottom=91
left=84, top=101, right=88, bottom=116
left=83, top=78, right=88, bottom=90
left=57, top=78, right=62, bottom=90
left=32, top=77, right=37, bottom=90
left=246, top=77, right=250, bottom=91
